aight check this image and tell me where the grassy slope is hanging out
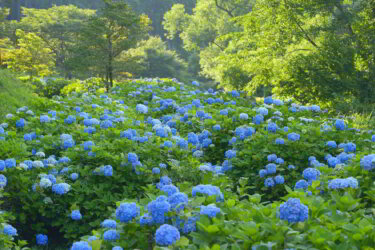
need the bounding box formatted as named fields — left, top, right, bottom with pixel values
left=0, top=69, right=34, bottom=118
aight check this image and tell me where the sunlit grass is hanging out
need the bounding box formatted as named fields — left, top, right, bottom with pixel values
left=0, top=69, right=35, bottom=118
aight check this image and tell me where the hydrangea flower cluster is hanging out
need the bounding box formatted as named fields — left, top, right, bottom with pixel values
left=360, top=154, right=375, bottom=170
left=192, top=184, right=224, bottom=202
left=328, top=177, right=358, bottom=189
left=116, top=202, right=140, bottom=223
left=36, top=234, right=48, bottom=245
left=279, top=198, right=308, bottom=223
left=155, top=224, right=180, bottom=246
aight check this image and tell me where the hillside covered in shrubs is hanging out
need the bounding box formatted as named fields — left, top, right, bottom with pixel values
left=0, top=78, right=374, bottom=249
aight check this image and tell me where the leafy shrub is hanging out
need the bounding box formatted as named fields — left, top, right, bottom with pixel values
left=0, top=78, right=374, bottom=250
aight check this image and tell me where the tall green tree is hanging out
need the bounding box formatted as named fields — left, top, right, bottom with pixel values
left=163, top=0, right=255, bottom=87
left=119, top=36, right=189, bottom=80
left=70, top=0, right=150, bottom=88
left=6, top=29, right=55, bottom=79
left=17, top=5, right=95, bottom=77
left=224, top=0, right=375, bottom=105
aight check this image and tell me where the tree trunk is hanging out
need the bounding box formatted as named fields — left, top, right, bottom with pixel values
left=108, top=36, right=113, bottom=89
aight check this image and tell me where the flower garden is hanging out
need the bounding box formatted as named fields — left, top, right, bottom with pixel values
left=0, top=78, right=374, bottom=250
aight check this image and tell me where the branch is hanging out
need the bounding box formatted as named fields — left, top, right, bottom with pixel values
left=214, top=0, right=234, bottom=17
left=212, top=41, right=225, bottom=51
left=284, top=0, right=319, bottom=49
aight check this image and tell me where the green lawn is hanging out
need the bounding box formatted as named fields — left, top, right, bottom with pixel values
left=0, top=69, right=34, bottom=118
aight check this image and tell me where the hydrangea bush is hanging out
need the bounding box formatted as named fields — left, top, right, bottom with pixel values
left=0, top=78, right=374, bottom=249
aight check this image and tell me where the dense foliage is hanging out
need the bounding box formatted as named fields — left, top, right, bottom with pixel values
left=1, top=1, right=375, bottom=249
left=0, top=77, right=374, bottom=249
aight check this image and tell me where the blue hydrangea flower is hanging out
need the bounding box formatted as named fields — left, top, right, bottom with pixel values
left=372, top=135, right=375, bottom=142
left=113, top=247, right=123, bottom=250
left=264, top=177, right=275, bottom=187
left=202, top=138, right=212, bottom=148
left=71, top=241, right=91, bottom=250
left=167, top=192, right=188, bottom=212
left=103, top=230, right=119, bottom=241
left=273, top=99, right=283, bottom=105
left=200, top=205, right=221, bottom=217
left=128, top=153, right=139, bottom=164
left=343, top=142, right=356, bottom=153
left=279, top=198, right=308, bottom=223
left=192, top=184, right=224, bottom=202
left=40, top=115, right=50, bottom=123
left=192, top=81, right=200, bottom=86
left=264, top=96, right=273, bottom=104
left=101, top=219, right=117, bottom=229
left=213, top=124, right=221, bottom=131
left=275, top=138, right=284, bottom=145
left=162, top=140, right=172, bottom=148
left=335, top=119, right=346, bottom=130
left=87, top=236, right=97, bottom=242
left=328, top=177, right=358, bottom=189
left=327, top=157, right=340, bottom=167
left=39, top=178, right=52, bottom=188
left=253, top=114, right=264, bottom=124
left=266, top=163, right=277, bottom=174
left=267, top=154, right=277, bottom=162
left=193, top=150, right=203, bottom=158
left=52, top=183, right=71, bottom=195
left=155, top=224, right=180, bottom=246
left=71, top=210, right=82, bottom=220
left=5, top=158, right=16, bottom=168
left=0, top=160, right=5, bottom=171
left=100, top=165, right=113, bottom=176
left=175, top=216, right=197, bottom=234
left=308, top=156, right=316, bottom=162
left=326, top=141, right=337, bottom=148
left=275, top=175, right=285, bottom=184
left=159, top=163, right=167, bottom=169
left=83, top=141, right=94, bottom=151
left=188, top=133, right=199, bottom=145
left=64, top=115, right=76, bottom=124
left=116, top=202, right=140, bottom=223
left=239, top=113, right=249, bottom=120
left=147, top=195, right=171, bottom=224
left=3, top=225, right=17, bottom=236
left=0, top=174, right=7, bottom=188
left=287, top=133, right=300, bottom=141
left=302, top=168, right=320, bottom=181
left=152, top=167, right=160, bottom=174
left=140, top=213, right=154, bottom=226
left=288, top=165, right=296, bottom=170
left=275, top=158, right=284, bottom=164
left=70, top=173, right=79, bottom=181
left=225, top=150, right=236, bottom=159
left=100, top=120, right=113, bottom=129
left=161, top=184, right=179, bottom=197
left=259, top=169, right=267, bottom=178
left=159, top=176, right=172, bottom=186
left=267, top=122, right=278, bottom=133
left=136, top=104, right=148, bottom=114
left=36, top=234, right=48, bottom=245
left=177, top=139, right=188, bottom=149
left=295, top=180, right=308, bottom=190
left=16, top=118, right=25, bottom=128
left=220, top=109, right=228, bottom=116
left=229, top=137, right=237, bottom=145
left=360, top=154, right=375, bottom=170
left=257, top=107, right=268, bottom=116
